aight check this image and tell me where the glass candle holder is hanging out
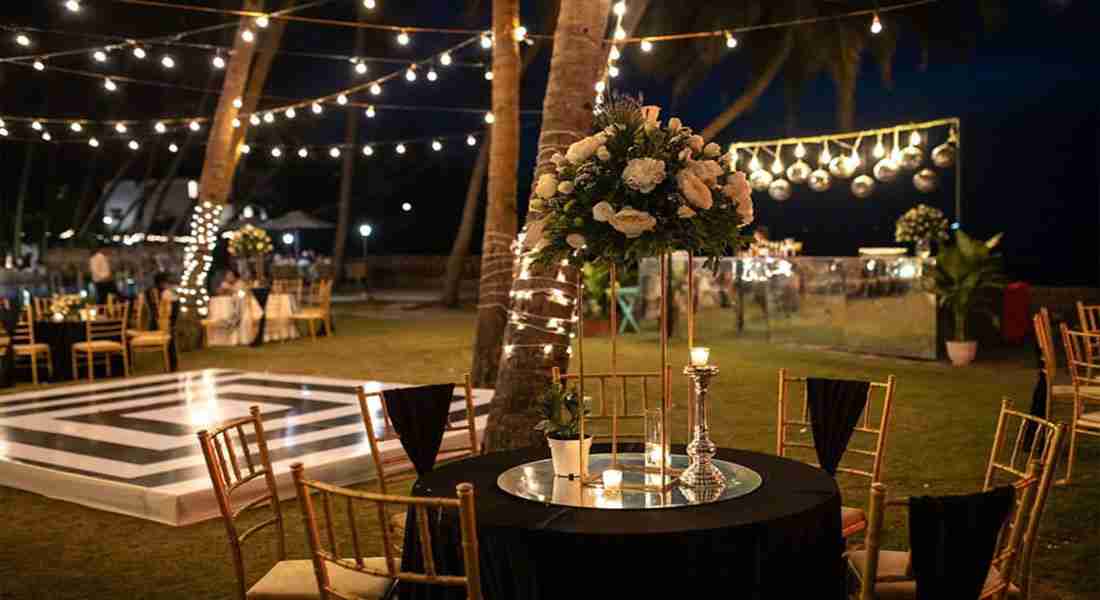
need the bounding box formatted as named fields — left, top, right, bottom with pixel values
left=602, top=468, right=622, bottom=491
left=644, top=408, right=667, bottom=470
left=690, top=346, right=710, bottom=367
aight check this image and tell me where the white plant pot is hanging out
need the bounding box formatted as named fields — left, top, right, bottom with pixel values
left=946, top=340, right=978, bottom=366
left=547, top=435, right=592, bottom=478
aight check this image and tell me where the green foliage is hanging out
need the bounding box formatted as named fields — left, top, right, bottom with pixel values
left=926, top=230, right=1005, bottom=341
left=532, top=383, right=589, bottom=440
left=581, top=262, right=639, bottom=318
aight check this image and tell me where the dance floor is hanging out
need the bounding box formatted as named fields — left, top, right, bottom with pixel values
left=0, top=369, right=492, bottom=526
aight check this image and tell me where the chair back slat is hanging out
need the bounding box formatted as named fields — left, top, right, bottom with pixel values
left=777, top=368, right=897, bottom=484
left=196, top=405, right=285, bottom=600
left=14, top=305, right=34, bottom=345
left=83, top=303, right=129, bottom=341
left=552, top=367, right=664, bottom=444
left=984, top=399, right=1060, bottom=489
left=1077, top=301, right=1100, bottom=334
left=291, top=464, right=482, bottom=599
left=1061, top=325, right=1100, bottom=385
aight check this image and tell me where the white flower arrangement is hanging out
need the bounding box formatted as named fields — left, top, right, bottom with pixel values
left=527, top=96, right=753, bottom=266
left=227, top=225, right=274, bottom=258
left=895, top=204, right=949, bottom=245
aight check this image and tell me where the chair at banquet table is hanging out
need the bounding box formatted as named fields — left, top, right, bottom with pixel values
left=71, top=302, right=130, bottom=381
left=1076, top=301, right=1100, bottom=334
left=129, top=297, right=173, bottom=373
left=357, top=380, right=479, bottom=546
left=292, top=279, right=333, bottom=342
left=1056, top=325, right=1100, bottom=485
left=983, top=398, right=1065, bottom=599
left=291, top=463, right=482, bottom=600
left=271, top=278, right=303, bottom=303
left=125, top=293, right=149, bottom=340
left=847, top=472, right=1037, bottom=600
left=32, top=296, right=50, bottom=320
left=551, top=365, right=668, bottom=449
left=13, top=304, right=52, bottom=384
left=776, top=369, right=897, bottom=538
left=198, top=405, right=300, bottom=600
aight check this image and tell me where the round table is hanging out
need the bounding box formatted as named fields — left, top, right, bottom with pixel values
left=36, top=320, right=126, bottom=381
left=399, top=445, right=844, bottom=600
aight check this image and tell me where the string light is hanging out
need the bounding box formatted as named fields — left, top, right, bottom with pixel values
left=771, top=154, right=784, bottom=175
left=873, top=136, right=886, bottom=159
left=88, top=137, right=99, bottom=147
left=233, top=97, right=243, bottom=109
left=640, top=39, right=653, bottom=52
left=401, top=202, right=412, bottom=212
left=33, top=60, right=45, bottom=71
left=255, top=15, right=270, bottom=29
left=613, top=1, right=627, bottom=16
left=132, top=46, right=146, bottom=59
left=103, top=77, right=117, bottom=91
left=65, top=0, right=81, bottom=12
left=161, top=55, right=175, bottom=69
left=70, top=122, right=82, bottom=132
left=748, top=155, right=761, bottom=171
left=595, top=80, right=606, bottom=93
left=15, top=33, right=31, bottom=47
left=363, top=0, right=376, bottom=9
left=329, top=146, right=341, bottom=158
left=262, top=111, right=275, bottom=123
left=285, top=107, right=296, bottom=119
left=270, top=146, right=282, bottom=158
left=614, top=25, right=626, bottom=41
left=212, top=53, right=226, bottom=69
left=440, top=52, right=452, bottom=66
left=870, top=13, right=883, bottom=35
left=395, top=143, right=407, bottom=155
left=240, top=143, right=251, bottom=154
left=354, top=60, right=367, bottom=75
left=169, top=143, right=179, bottom=153
left=189, top=120, right=201, bottom=132
left=93, top=49, right=108, bottom=62
left=909, top=130, right=922, bottom=146
left=365, top=105, right=376, bottom=118
left=298, top=147, right=309, bottom=158
left=819, top=142, right=832, bottom=166
left=396, top=31, right=410, bottom=46
left=362, top=145, right=373, bottom=156
left=405, top=66, right=417, bottom=81
left=427, top=68, right=438, bottom=82
left=241, top=29, right=255, bottom=43
left=249, top=114, right=261, bottom=126
left=609, top=46, right=622, bottom=61
left=128, top=139, right=140, bottom=151
left=484, top=111, right=495, bottom=124
left=608, top=65, right=620, bottom=78
left=513, top=26, right=527, bottom=42
left=725, top=31, right=738, bottom=48
left=337, top=93, right=348, bottom=105
left=848, top=147, right=861, bottom=168
left=431, top=140, right=442, bottom=151
left=155, top=121, right=166, bottom=133
left=794, top=142, right=806, bottom=159
left=370, top=83, right=382, bottom=95
left=483, top=70, right=493, bottom=81
left=114, top=122, right=127, bottom=133
left=480, top=33, right=492, bottom=49
left=467, top=134, right=476, bottom=146
left=312, top=102, right=323, bottom=114
left=41, top=131, right=52, bottom=141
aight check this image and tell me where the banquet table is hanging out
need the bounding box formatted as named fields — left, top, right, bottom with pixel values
left=37, top=320, right=126, bottom=381
left=205, top=291, right=299, bottom=347
left=399, top=445, right=844, bottom=600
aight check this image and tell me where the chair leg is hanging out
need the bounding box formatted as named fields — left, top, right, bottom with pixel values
left=46, top=349, right=53, bottom=379
left=162, top=346, right=170, bottom=373
left=71, top=352, right=78, bottom=383
left=105, top=353, right=112, bottom=377
left=308, top=319, right=316, bottom=342
left=1061, top=423, right=1079, bottom=486
left=30, top=354, right=38, bottom=385
left=122, top=351, right=130, bottom=378
left=87, top=351, right=95, bottom=382
left=325, top=315, right=333, bottom=337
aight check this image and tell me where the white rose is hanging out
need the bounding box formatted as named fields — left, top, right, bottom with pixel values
left=668, top=118, right=682, bottom=133
left=677, top=170, right=713, bottom=210
left=704, top=142, right=722, bottom=158
left=566, top=233, right=587, bottom=249
left=535, top=173, right=559, bottom=199
left=687, top=159, right=724, bottom=186
left=736, top=194, right=754, bottom=225
left=687, top=135, right=705, bottom=154
left=523, top=217, right=549, bottom=249
left=596, top=146, right=611, bottom=161
left=621, top=157, right=667, bottom=194
left=722, top=171, right=751, bottom=205
left=558, top=181, right=575, bottom=195
left=677, top=205, right=697, bottom=219
left=608, top=207, right=657, bottom=239
left=592, top=201, right=615, bottom=222
left=565, top=134, right=607, bottom=163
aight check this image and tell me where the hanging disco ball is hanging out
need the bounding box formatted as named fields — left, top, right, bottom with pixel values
left=768, top=178, right=792, bottom=201
left=873, top=158, right=899, bottom=182
left=808, top=169, right=832, bottom=192
left=851, top=175, right=875, bottom=199
left=828, top=156, right=856, bottom=179
left=931, top=143, right=957, bottom=168
left=749, top=170, right=773, bottom=192
left=786, top=160, right=812, bottom=184
left=899, top=145, right=923, bottom=170
left=913, top=168, right=939, bottom=193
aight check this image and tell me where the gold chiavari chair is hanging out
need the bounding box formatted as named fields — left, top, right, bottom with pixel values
left=551, top=366, right=669, bottom=452
left=847, top=470, right=1039, bottom=600
left=129, top=297, right=173, bottom=373
left=125, top=293, right=147, bottom=339
left=292, top=279, right=333, bottom=342
left=1076, top=301, right=1100, bottom=334
left=32, top=296, right=50, bottom=320
left=1057, top=325, right=1100, bottom=485
left=776, top=369, right=897, bottom=538
left=71, top=302, right=130, bottom=381
left=197, top=406, right=292, bottom=600
left=356, top=378, right=479, bottom=546
left=291, top=463, right=482, bottom=600
left=13, top=304, right=53, bottom=385
left=982, top=398, right=1065, bottom=599
left=272, top=278, right=304, bottom=303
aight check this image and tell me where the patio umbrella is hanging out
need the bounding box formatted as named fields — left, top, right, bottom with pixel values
left=261, top=210, right=335, bottom=231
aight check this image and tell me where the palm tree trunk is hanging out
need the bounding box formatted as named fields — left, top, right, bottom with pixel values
left=700, top=30, right=794, bottom=142
left=332, top=6, right=366, bottom=287
left=12, top=144, right=35, bottom=257
left=469, top=0, right=522, bottom=387
left=441, top=139, right=489, bottom=307
left=482, top=0, right=611, bottom=452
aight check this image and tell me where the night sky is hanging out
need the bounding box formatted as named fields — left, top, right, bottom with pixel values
left=0, top=1, right=1096, bottom=283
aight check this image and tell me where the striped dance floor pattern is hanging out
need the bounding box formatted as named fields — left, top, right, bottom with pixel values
left=0, top=369, right=492, bottom=525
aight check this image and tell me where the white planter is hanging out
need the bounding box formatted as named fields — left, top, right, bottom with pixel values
left=547, top=435, right=592, bottom=478
left=946, top=340, right=978, bottom=366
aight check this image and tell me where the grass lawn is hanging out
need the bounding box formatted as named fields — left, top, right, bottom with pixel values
left=0, top=303, right=1096, bottom=599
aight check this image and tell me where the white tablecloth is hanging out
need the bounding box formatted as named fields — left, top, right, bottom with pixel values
left=206, top=292, right=299, bottom=346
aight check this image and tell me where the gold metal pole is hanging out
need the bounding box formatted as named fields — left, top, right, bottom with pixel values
left=609, top=262, right=619, bottom=466
left=577, top=271, right=586, bottom=481
left=660, top=253, right=669, bottom=486
left=687, top=252, right=696, bottom=437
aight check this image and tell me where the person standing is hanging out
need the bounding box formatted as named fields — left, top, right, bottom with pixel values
left=89, top=247, right=117, bottom=304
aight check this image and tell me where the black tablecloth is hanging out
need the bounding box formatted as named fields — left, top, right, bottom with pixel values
left=36, top=321, right=125, bottom=381
left=399, top=445, right=844, bottom=600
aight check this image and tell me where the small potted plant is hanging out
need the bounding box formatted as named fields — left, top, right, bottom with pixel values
left=533, top=383, right=592, bottom=477
left=927, top=230, right=1005, bottom=366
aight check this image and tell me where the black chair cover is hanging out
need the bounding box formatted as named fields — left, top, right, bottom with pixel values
left=806, top=378, right=871, bottom=476
left=909, top=486, right=1015, bottom=600
left=249, top=286, right=271, bottom=347
left=381, top=383, right=455, bottom=475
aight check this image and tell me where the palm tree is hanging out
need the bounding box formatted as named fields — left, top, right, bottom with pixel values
left=332, top=3, right=366, bottom=287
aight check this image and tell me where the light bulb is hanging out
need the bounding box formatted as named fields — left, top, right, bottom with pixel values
left=614, top=25, right=626, bottom=40
left=608, top=65, right=620, bottom=78
left=396, top=143, right=407, bottom=155
left=848, top=149, right=861, bottom=168
left=427, top=68, right=437, bottom=82
left=93, top=49, right=107, bottom=62
left=212, top=54, right=226, bottom=69
left=794, top=142, right=806, bottom=158
left=362, top=145, right=373, bottom=156
left=70, top=122, right=83, bottom=132
left=15, top=33, right=31, bottom=47
left=33, top=60, right=45, bottom=71
left=406, top=67, right=417, bottom=82
left=431, top=140, right=442, bottom=151
left=329, top=147, right=341, bottom=158
left=909, top=130, right=921, bottom=146
left=249, top=114, right=261, bottom=126
left=640, top=39, right=653, bottom=52
left=370, top=83, right=381, bottom=95
left=771, top=156, right=784, bottom=175
left=363, top=0, right=376, bottom=8
left=260, top=112, right=273, bottom=124
left=241, top=29, right=255, bottom=43
left=103, top=77, right=117, bottom=91
left=609, top=46, right=621, bottom=61
left=613, top=1, right=627, bottom=16
left=88, top=137, right=99, bottom=147
left=355, top=61, right=367, bottom=75
left=891, top=146, right=902, bottom=162
left=189, top=120, right=201, bottom=132
left=298, top=147, right=308, bottom=158
left=748, top=155, right=761, bottom=171
left=484, top=70, right=493, bottom=81
left=484, top=112, right=495, bottom=124
left=128, top=140, right=140, bottom=151
left=726, top=31, right=738, bottom=48
left=513, top=26, right=527, bottom=42
left=240, top=144, right=251, bottom=154
left=153, top=121, right=166, bottom=133
left=113, top=122, right=126, bottom=133
left=819, top=146, right=832, bottom=165
left=169, top=143, right=179, bottom=153
left=285, top=107, right=296, bottom=119
left=271, top=147, right=282, bottom=158
left=65, top=0, right=81, bottom=12
left=256, top=15, right=269, bottom=28
left=161, top=55, right=175, bottom=69
left=130, top=45, right=146, bottom=59
left=365, top=106, right=375, bottom=118
left=467, top=135, right=476, bottom=146
left=873, top=139, right=885, bottom=159
left=41, top=132, right=52, bottom=141
left=440, top=52, right=452, bottom=66
left=595, top=80, right=606, bottom=93
left=396, top=31, right=410, bottom=46
left=312, top=102, right=323, bottom=114
left=870, top=14, right=883, bottom=35
left=480, top=33, right=492, bottom=49
left=401, top=202, right=412, bottom=212
left=233, top=97, right=243, bottom=108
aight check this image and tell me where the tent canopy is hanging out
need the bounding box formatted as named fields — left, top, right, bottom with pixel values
left=261, top=210, right=335, bottom=230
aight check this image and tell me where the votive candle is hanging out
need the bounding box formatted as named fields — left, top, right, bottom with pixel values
left=690, top=346, right=710, bottom=367
left=602, top=468, right=623, bottom=491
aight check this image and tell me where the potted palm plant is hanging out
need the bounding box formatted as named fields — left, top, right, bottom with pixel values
left=533, top=383, right=592, bottom=477
left=927, top=231, right=1005, bottom=366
